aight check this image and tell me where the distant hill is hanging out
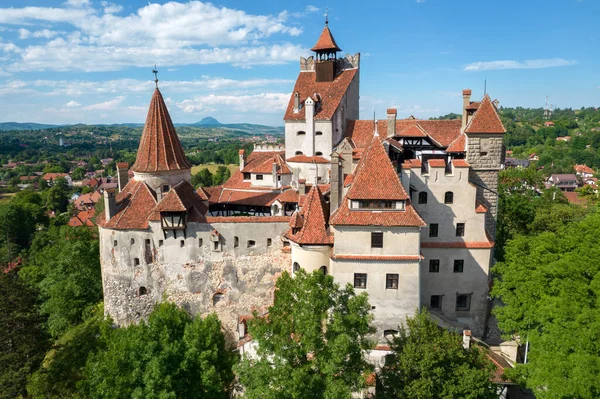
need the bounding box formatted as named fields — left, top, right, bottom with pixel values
left=194, top=117, right=221, bottom=126
left=0, top=122, right=59, bottom=131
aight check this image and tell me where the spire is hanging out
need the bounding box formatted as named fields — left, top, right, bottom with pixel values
left=287, top=185, right=331, bottom=245
left=311, top=24, right=341, bottom=52
left=464, top=94, right=506, bottom=134
left=131, top=89, right=192, bottom=173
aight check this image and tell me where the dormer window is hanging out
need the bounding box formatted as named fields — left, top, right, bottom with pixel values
left=243, top=173, right=251, bottom=180
left=295, top=151, right=303, bottom=156
left=160, top=211, right=186, bottom=230
left=162, top=185, right=169, bottom=193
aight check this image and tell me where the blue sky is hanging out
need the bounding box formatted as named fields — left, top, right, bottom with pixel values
left=0, top=0, right=597, bottom=125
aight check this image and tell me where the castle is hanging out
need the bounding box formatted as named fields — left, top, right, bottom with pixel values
left=98, top=21, right=505, bottom=344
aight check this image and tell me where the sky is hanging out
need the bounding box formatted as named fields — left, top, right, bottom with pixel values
left=0, top=0, right=598, bottom=126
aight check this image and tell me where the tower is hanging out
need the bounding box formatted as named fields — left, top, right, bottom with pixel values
left=311, top=16, right=341, bottom=82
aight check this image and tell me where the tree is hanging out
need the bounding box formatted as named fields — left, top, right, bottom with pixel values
left=191, top=168, right=213, bottom=188
left=493, top=211, right=600, bottom=398
left=0, top=267, right=50, bottom=398
left=72, top=167, right=86, bottom=181
left=212, top=166, right=230, bottom=186
left=20, top=226, right=102, bottom=338
left=237, top=269, right=375, bottom=399
left=44, top=177, right=70, bottom=213
left=377, top=309, right=496, bottom=399
left=79, top=303, right=235, bottom=399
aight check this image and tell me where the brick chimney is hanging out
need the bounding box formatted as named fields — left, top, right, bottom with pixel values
left=103, top=189, right=116, bottom=221
left=387, top=108, right=397, bottom=137
left=239, top=149, right=246, bottom=171
left=293, top=92, right=300, bottom=113
left=462, top=89, right=472, bottom=131
left=116, top=162, right=128, bottom=192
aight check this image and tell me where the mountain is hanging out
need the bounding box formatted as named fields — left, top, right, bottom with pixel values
left=0, top=122, right=59, bottom=131
left=194, top=117, right=221, bottom=125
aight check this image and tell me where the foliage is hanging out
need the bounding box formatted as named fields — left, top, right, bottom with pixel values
left=20, top=226, right=102, bottom=338
left=212, top=165, right=231, bottom=186
left=493, top=211, right=600, bottom=398
left=79, top=302, right=235, bottom=399
left=191, top=168, right=214, bottom=188
left=377, top=309, right=496, bottom=399
left=44, top=177, right=71, bottom=213
left=237, top=269, right=375, bottom=399
left=0, top=267, right=50, bottom=399
left=27, top=306, right=104, bottom=399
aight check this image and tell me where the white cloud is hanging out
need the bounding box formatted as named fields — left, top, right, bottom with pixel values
left=177, top=92, right=289, bottom=114
left=100, top=1, right=123, bottom=14
left=18, top=28, right=30, bottom=39
left=32, top=29, right=60, bottom=39
left=65, top=100, right=81, bottom=107
left=84, top=95, right=125, bottom=110
left=64, top=0, right=90, bottom=8
left=305, top=5, right=320, bottom=12
left=0, top=7, right=92, bottom=24
left=464, top=58, right=577, bottom=72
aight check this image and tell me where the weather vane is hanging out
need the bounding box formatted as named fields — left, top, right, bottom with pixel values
left=152, top=65, right=159, bottom=88
left=324, top=7, right=328, bottom=25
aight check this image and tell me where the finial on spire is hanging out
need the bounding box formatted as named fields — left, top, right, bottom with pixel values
left=324, top=7, right=328, bottom=25
left=152, top=65, right=159, bottom=88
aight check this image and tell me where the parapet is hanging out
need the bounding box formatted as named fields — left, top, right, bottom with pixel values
left=253, top=144, right=285, bottom=152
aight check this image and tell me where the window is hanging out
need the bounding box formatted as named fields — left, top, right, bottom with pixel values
left=213, top=241, right=219, bottom=250
left=480, top=151, right=488, bottom=156
left=316, top=131, right=323, bottom=136
left=429, top=223, right=438, bottom=238
left=383, top=329, right=398, bottom=338
left=113, top=240, right=118, bottom=247
left=247, top=240, right=256, bottom=248
left=456, top=223, right=465, bottom=237
left=453, top=259, right=464, bottom=273
left=293, top=262, right=300, bottom=272
left=180, top=240, right=185, bottom=248
left=134, top=258, right=140, bottom=266
left=267, top=238, right=272, bottom=247
left=319, top=266, right=328, bottom=275
left=139, top=286, right=147, bottom=296
left=130, top=238, right=135, bottom=245
left=213, top=293, right=225, bottom=306
left=278, top=175, right=281, bottom=181
left=234, top=236, right=239, bottom=248
left=243, top=172, right=251, bottom=180
left=354, top=273, right=367, bottom=289
left=371, top=232, right=383, bottom=248
left=418, top=191, right=428, bottom=204
left=162, top=185, right=169, bottom=193
left=256, top=175, right=263, bottom=180
left=444, top=191, right=454, bottom=204
left=429, top=259, right=440, bottom=273
left=386, top=274, right=399, bottom=289
left=456, top=294, right=471, bottom=311
left=430, top=295, right=442, bottom=309
left=198, top=238, right=203, bottom=247
left=145, top=239, right=150, bottom=245
left=315, top=151, right=323, bottom=156
left=358, top=200, right=394, bottom=209
left=297, top=131, right=306, bottom=135
left=295, top=151, right=303, bottom=155
left=159, top=240, right=164, bottom=247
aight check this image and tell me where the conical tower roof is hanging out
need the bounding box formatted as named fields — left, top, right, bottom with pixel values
left=131, top=88, right=192, bottom=173
left=464, top=94, right=506, bottom=134
left=311, top=25, right=341, bottom=52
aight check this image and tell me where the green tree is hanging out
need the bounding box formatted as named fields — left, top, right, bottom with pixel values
left=237, top=269, right=375, bottom=399
left=493, top=211, right=600, bottom=398
left=44, top=177, right=70, bottom=213
left=80, top=303, right=235, bottom=399
left=191, top=168, right=213, bottom=188
left=72, top=167, right=86, bottom=181
left=212, top=165, right=230, bottom=186
left=20, top=226, right=102, bottom=338
left=0, top=267, right=50, bottom=398
left=377, top=309, right=496, bottom=399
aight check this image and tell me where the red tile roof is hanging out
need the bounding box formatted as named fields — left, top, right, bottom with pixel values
left=208, top=187, right=282, bottom=207
left=401, top=159, right=422, bottom=169
left=420, top=240, right=494, bottom=249
left=151, top=181, right=207, bottom=223
left=452, top=159, right=470, bottom=168
left=446, top=134, right=466, bottom=153
left=98, top=180, right=157, bottom=230
left=131, top=89, right=192, bottom=173
left=330, top=199, right=425, bottom=227
left=196, top=186, right=210, bottom=201
left=274, top=189, right=301, bottom=204
left=43, top=173, right=69, bottom=180
left=116, top=162, right=128, bottom=169
left=475, top=201, right=488, bottom=213
left=247, top=154, right=292, bottom=174
left=284, top=68, right=358, bottom=121
left=464, top=95, right=506, bottom=134
left=428, top=159, right=446, bottom=168
left=346, top=138, right=409, bottom=200
left=224, top=151, right=285, bottom=189
left=331, top=254, right=422, bottom=261
left=68, top=208, right=96, bottom=227
left=286, top=185, right=332, bottom=245
left=399, top=124, right=428, bottom=138
left=575, top=164, right=594, bottom=174
left=206, top=216, right=290, bottom=223
left=286, top=155, right=330, bottom=164
left=310, top=25, right=341, bottom=52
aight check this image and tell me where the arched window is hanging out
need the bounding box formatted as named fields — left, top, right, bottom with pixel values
left=293, top=262, right=300, bottom=272
left=315, top=151, right=323, bottom=156
left=418, top=191, right=428, bottom=204
left=297, top=131, right=306, bottom=135
left=444, top=191, right=454, bottom=204
left=295, top=151, right=303, bottom=156
left=234, top=236, right=239, bottom=248
left=319, top=266, right=328, bottom=275
left=130, top=238, right=135, bottom=245
left=139, top=286, right=147, bottom=296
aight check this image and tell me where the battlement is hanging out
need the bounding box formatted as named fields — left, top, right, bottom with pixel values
left=253, top=144, right=285, bottom=152
left=300, top=53, right=360, bottom=72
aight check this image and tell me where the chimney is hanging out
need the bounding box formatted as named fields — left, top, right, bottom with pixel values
left=305, top=96, right=315, bottom=156
left=293, top=92, right=300, bottom=113
left=462, top=89, right=472, bottom=131
left=462, top=330, right=471, bottom=349
left=239, top=149, right=246, bottom=171
left=116, top=162, right=129, bottom=192
left=272, top=161, right=278, bottom=188
left=309, top=161, right=318, bottom=186
left=387, top=108, right=397, bottom=137
left=299, top=179, right=306, bottom=195
left=103, top=189, right=116, bottom=221
left=330, top=152, right=342, bottom=214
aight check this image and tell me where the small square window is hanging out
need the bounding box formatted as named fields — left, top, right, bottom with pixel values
left=456, top=294, right=471, bottom=311
left=444, top=191, right=454, bottom=204
left=130, top=238, right=135, bottom=245
left=159, top=240, right=164, bottom=247
left=247, top=240, right=256, bottom=248
left=386, top=274, right=398, bottom=289
left=145, top=239, right=150, bottom=245
left=430, top=295, right=442, bottom=309
left=113, top=240, right=118, bottom=247
left=243, top=173, right=251, bottom=180
left=429, top=259, right=440, bottom=273
left=234, top=236, right=239, bottom=248
left=180, top=240, right=185, bottom=248
left=213, top=241, right=219, bottom=250
left=354, top=273, right=367, bottom=289
left=134, top=258, right=140, bottom=266
left=429, top=223, right=438, bottom=238
left=456, top=223, right=465, bottom=237
left=453, top=259, right=464, bottom=273
left=162, top=185, right=169, bottom=193
left=418, top=191, right=428, bottom=204
left=267, top=238, right=272, bottom=247
left=256, top=175, right=263, bottom=180
left=371, top=232, right=383, bottom=248
left=198, top=238, right=203, bottom=247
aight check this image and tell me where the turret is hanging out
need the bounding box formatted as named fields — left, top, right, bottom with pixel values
left=311, top=18, right=341, bottom=82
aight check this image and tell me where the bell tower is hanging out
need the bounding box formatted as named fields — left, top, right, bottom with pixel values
left=311, top=13, right=341, bottom=82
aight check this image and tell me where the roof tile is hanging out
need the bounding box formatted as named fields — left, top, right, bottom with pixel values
left=464, top=95, right=506, bottom=134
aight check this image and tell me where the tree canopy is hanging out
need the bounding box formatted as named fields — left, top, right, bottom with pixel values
left=237, top=269, right=375, bottom=399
